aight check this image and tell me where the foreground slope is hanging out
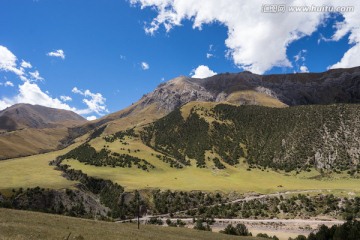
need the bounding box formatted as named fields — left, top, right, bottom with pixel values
left=0, top=208, right=255, bottom=240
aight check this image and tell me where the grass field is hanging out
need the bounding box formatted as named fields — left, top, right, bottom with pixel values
left=0, top=144, right=81, bottom=194
left=55, top=134, right=360, bottom=195
left=0, top=208, right=256, bottom=240
left=64, top=158, right=360, bottom=195
left=2, top=131, right=360, bottom=197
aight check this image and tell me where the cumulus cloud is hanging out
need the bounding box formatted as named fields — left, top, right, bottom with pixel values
left=300, top=65, right=309, bottom=73
left=0, top=46, right=75, bottom=111
left=141, top=62, right=150, bottom=70
left=86, top=115, right=97, bottom=121
left=72, top=87, right=108, bottom=115
left=60, top=95, right=72, bottom=102
left=206, top=53, right=213, bottom=59
left=4, top=81, right=14, bottom=87
left=130, top=0, right=360, bottom=73
left=0, top=100, right=10, bottom=110
left=0, top=45, right=25, bottom=77
left=29, top=70, right=44, bottom=81
left=21, top=60, right=32, bottom=69
left=191, top=65, right=217, bottom=79
left=330, top=44, right=360, bottom=69
left=0, top=45, right=107, bottom=117
left=0, top=81, right=76, bottom=111
left=0, top=45, right=41, bottom=82
left=47, top=49, right=65, bottom=60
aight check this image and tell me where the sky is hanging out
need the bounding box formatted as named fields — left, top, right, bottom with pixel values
left=0, top=0, right=359, bottom=120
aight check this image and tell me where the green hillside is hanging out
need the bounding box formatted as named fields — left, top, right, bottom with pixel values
left=140, top=102, right=360, bottom=173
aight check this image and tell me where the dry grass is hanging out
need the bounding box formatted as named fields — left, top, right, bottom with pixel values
left=0, top=208, right=256, bottom=240
left=102, top=102, right=166, bottom=135
left=0, top=127, right=70, bottom=159
left=226, top=90, right=287, bottom=108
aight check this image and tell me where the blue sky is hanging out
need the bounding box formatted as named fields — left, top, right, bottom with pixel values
left=0, top=0, right=359, bottom=119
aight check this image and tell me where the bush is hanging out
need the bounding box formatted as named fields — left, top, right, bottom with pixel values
left=193, top=219, right=211, bottom=231
left=220, top=223, right=251, bottom=236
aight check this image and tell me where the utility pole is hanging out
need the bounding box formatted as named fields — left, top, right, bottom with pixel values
left=137, top=191, right=140, bottom=229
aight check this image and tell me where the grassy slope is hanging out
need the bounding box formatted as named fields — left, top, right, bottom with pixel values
left=64, top=134, right=360, bottom=195
left=65, top=159, right=360, bottom=195
left=0, top=142, right=82, bottom=194
left=0, top=127, right=70, bottom=159
left=1, top=102, right=360, bottom=196
left=225, top=90, right=287, bottom=108
left=0, top=208, right=255, bottom=240
left=1, top=120, right=360, bottom=196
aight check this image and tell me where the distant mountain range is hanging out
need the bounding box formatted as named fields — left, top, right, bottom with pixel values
left=1, top=66, right=360, bottom=160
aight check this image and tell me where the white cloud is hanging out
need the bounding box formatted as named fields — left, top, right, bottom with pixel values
left=0, top=81, right=76, bottom=111
left=86, top=115, right=97, bottom=121
left=0, top=46, right=73, bottom=111
left=4, top=81, right=14, bottom=87
left=21, top=60, right=32, bottom=69
left=0, top=45, right=24, bottom=77
left=206, top=44, right=215, bottom=58
left=294, top=49, right=307, bottom=63
left=72, top=87, right=108, bottom=115
left=0, top=100, right=10, bottom=110
left=330, top=40, right=360, bottom=69
left=0, top=81, right=108, bottom=116
left=29, top=70, right=44, bottom=81
left=0, top=45, right=106, bottom=117
left=318, top=33, right=332, bottom=44
left=60, top=95, right=72, bottom=102
left=141, top=62, right=150, bottom=70
left=71, top=87, right=82, bottom=94
left=130, top=0, right=359, bottom=74
left=300, top=65, right=309, bottom=73
left=47, top=49, right=65, bottom=60
left=191, top=65, right=217, bottom=79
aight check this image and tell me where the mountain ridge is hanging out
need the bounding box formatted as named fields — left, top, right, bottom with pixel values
left=0, top=103, right=86, bottom=131
left=69, top=66, right=360, bottom=140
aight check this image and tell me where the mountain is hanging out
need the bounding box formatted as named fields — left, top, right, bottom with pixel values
left=59, top=67, right=360, bottom=174
left=0, top=103, right=85, bottom=131
left=62, top=100, right=360, bottom=176
left=0, top=104, right=86, bottom=159
left=71, top=67, right=360, bottom=138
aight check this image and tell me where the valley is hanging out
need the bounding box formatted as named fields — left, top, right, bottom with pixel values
left=1, top=68, right=360, bottom=240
